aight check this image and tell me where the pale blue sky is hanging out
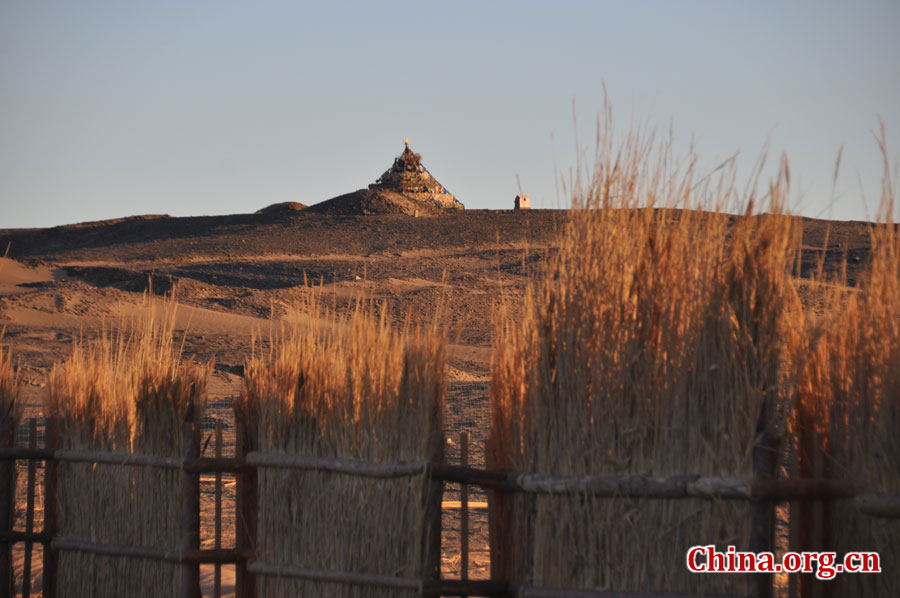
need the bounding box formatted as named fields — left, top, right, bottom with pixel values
left=2, top=1, right=898, bottom=228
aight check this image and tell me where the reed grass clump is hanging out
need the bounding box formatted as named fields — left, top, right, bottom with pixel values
left=1, top=331, right=23, bottom=569
left=491, top=118, right=803, bottom=593
left=0, top=331, right=22, bottom=440
left=238, top=294, right=445, bottom=597
left=794, top=192, right=900, bottom=593
left=46, top=293, right=207, bottom=598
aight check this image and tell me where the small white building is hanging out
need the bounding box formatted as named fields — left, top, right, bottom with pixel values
left=514, top=194, right=531, bottom=210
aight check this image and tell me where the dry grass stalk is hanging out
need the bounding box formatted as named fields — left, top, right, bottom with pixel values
left=46, top=291, right=207, bottom=597
left=237, top=291, right=445, bottom=597
left=793, top=153, right=900, bottom=594
left=1, top=330, right=23, bottom=589
left=0, top=330, right=23, bottom=439
left=491, top=112, right=803, bottom=593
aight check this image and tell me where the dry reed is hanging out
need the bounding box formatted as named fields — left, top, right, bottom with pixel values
left=0, top=330, right=22, bottom=440
left=793, top=149, right=900, bottom=594
left=0, top=256, right=22, bottom=432
left=237, top=292, right=445, bottom=597
left=1, top=330, right=23, bottom=578
left=491, top=112, right=804, bottom=593
left=46, top=291, right=207, bottom=597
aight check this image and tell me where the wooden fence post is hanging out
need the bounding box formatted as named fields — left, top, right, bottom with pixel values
left=460, top=431, right=469, bottom=581
left=793, top=429, right=828, bottom=598
left=486, top=437, right=499, bottom=584
left=811, top=433, right=826, bottom=598
left=792, top=399, right=828, bottom=598
left=22, top=418, right=37, bottom=598
left=749, top=419, right=780, bottom=598
left=43, top=416, right=59, bottom=598
left=0, top=413, right=14, bottom=597
left=422, top=424, right=444, bottom=584
left=181, top=421, right=201, bottom=598
left=235, top=421, right=257, bottom=598
left=486, top=437, right=519, bottom=598
left=214, top=421, right=223, bottom=598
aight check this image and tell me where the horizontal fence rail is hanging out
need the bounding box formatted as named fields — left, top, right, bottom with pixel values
left=4, top=446, right=895, bottom=507
left=244, top=451, right=429, bottom=477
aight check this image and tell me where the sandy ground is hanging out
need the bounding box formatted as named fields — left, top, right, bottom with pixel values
left=0, top=207, right=876, bottom=596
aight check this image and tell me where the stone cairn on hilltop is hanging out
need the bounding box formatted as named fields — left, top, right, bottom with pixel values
left=368, top=140, right=464, bottom=210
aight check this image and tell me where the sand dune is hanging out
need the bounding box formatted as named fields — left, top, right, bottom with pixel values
left=0, top=257, right=68, bottom=295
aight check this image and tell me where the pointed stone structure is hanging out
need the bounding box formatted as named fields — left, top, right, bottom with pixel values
left=369, top=141, right=464, bottom=210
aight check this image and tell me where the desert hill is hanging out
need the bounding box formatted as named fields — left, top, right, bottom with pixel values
left=0, top=207, right=884, bottom=390
left=0, top=207, right=880, bottom=394
left=0, top=208, right=561, bottom=385
left=255, top=201, right=307, bottom=215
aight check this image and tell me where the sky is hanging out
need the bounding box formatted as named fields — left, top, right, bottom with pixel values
left=2, top=1, right=899, bottom=229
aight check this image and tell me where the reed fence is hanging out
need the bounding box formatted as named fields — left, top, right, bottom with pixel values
left=2, top=418, right=898, bottom=598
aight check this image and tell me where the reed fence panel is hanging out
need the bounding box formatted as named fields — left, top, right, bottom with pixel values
left=0, top=413, right=14, bottom=596
left=2, top=426, right=899, bottom=598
